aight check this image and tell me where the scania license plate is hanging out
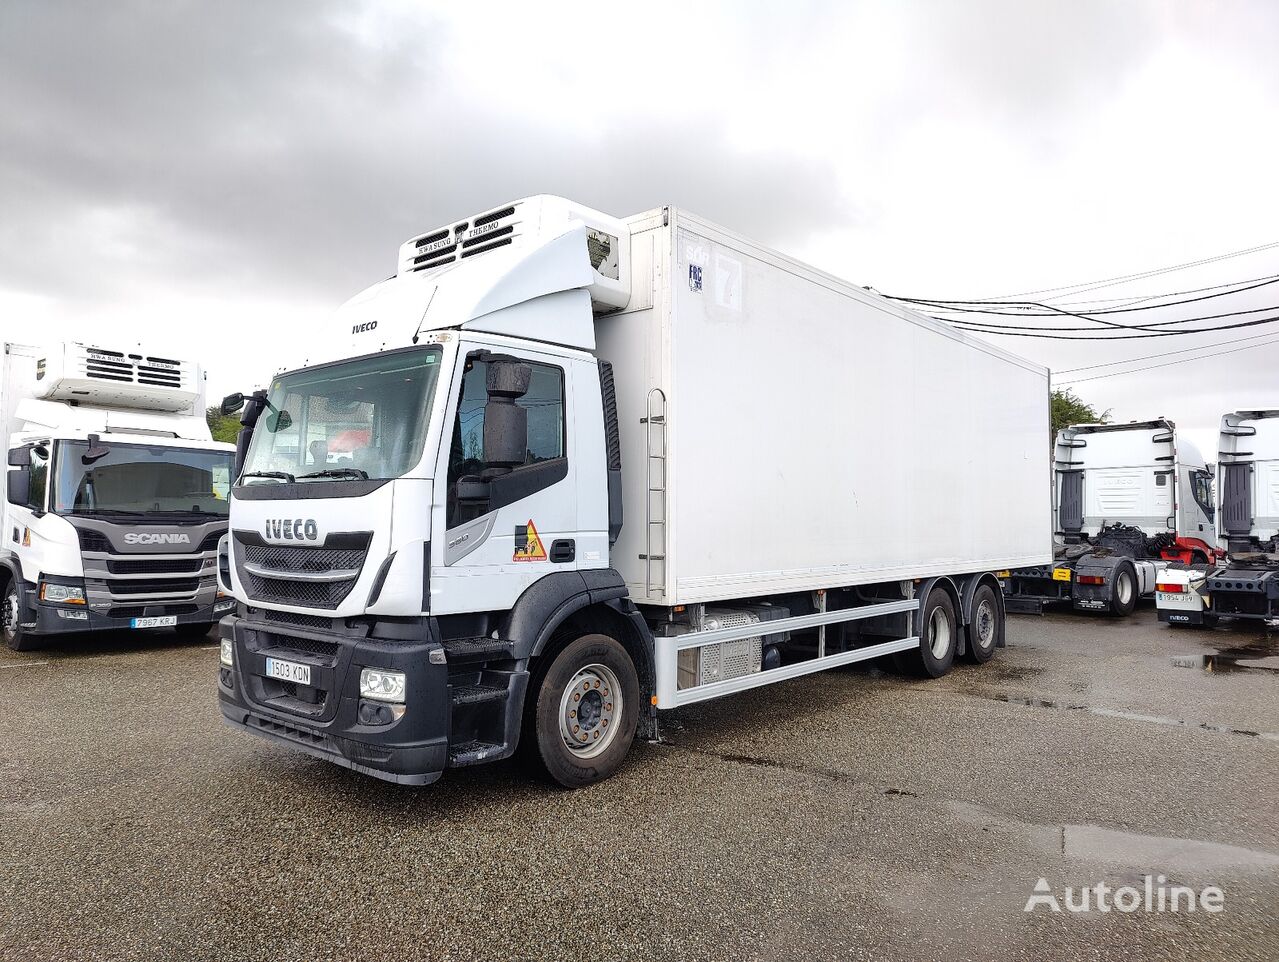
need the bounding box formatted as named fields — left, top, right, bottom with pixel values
left=264, top=657, right=311, bottom=686
left=131, top=616, right=177, bottom=629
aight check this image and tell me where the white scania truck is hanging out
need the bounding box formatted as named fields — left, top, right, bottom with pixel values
left=2, top=342, right=236, bottom=650
left=1157, top=409, right=1279, bottom=627
left=215, top=196, right=1050, bottom=787
left=1002, top=420, right=1220, bottom=616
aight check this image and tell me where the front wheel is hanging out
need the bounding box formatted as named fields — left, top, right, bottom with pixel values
left=524, top=634, right=640, bottom=788
left=2, top=581, right=41, bottom=652
left=1110, top=564, right=1138, bottom=617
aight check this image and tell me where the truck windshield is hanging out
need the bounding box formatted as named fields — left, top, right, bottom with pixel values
left=240, top=347, right=443, bottom=484
left=54, top=442, right=234, bottom=517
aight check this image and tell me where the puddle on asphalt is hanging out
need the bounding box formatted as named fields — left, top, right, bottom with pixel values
left=987, top=694, right=1279, bottom=741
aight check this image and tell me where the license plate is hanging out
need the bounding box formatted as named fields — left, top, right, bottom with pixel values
left=131, top=616, right=177, bottom=628
left=264, top=657, right=311, bottom=686
left=1052, top=568, right=1072, bottom=582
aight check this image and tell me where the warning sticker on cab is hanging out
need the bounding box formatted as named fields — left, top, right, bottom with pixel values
left=513, top=520, right=547, bottom=562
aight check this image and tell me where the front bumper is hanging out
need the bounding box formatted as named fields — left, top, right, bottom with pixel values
left=26, top=591, right=233, bottom=636
left=217, top=611, right=451, bottom=785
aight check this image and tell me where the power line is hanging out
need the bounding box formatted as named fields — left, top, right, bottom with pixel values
left=1055, top=335, right=1279, bottom=385
left=893, top=274, right=1279, bottom=316
left=949, top=312, right=1279, bottom=340
left=995, top=240, right=1279, bottom=301
left=1054, top=330, right=1279, bottom=375
left=944, top=303, right=1279, bottom=334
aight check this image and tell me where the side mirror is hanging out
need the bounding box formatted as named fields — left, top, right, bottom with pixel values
left=220, top=392, right=246, bottom=416
left=482, top=361, right=531, bottom=467
left=6, top=468, right=30, bottom=506
left=7, top=446, right=30, bottom=467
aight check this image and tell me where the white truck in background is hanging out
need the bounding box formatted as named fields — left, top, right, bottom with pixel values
left=1002, top=420, right=1221, bottom=617
left=2, top=343, right=236, bottom=650
left=215, top=195, right=1050, bottom=788
left=1158, top=409, right=1279, bottom=627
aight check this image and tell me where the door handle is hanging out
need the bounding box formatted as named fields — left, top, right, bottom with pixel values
left=550, top=539, right=575, bottom=563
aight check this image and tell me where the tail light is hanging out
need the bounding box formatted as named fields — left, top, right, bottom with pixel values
left=1077, top=575, right=1105, bottom=586
left=1157, top=583, right=1186, bottom=593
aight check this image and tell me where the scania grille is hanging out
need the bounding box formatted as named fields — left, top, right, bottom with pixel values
left=108, top=578, right=202, bottom=596
left=107, top=557, right=205, bottom=575
left=233, top=535, right=370, bottom=610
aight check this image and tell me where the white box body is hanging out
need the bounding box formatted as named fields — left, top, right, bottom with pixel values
left=595, top=208, right=1052, bottom=605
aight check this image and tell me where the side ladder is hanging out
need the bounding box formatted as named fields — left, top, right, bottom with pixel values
left=641, top=388, right=668, bottom=600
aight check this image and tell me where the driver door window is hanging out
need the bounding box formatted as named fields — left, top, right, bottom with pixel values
left=446, top=355, right=567, bottom=528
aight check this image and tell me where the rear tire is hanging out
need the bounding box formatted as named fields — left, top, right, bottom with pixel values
left=1110, top=563, right=1138, bottom=617
left=964, top=584, right=1001, bottom=664
left=2, top=580, right=41, bottom=652
left=523, top=633, right=639, bottom=788
left=899, top=588, right=957, bottom=678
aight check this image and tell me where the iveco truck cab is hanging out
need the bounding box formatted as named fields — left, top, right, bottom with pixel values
left=2, top=342, right=236, bottom=650
left=1158, top=409, right=1279, bottom=627
left=1003, top=420, right=1221, bottom=616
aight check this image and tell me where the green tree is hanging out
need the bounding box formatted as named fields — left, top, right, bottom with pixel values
left=205, top=405, right=242, bottom=445
left=1051, top=387, right=1109, bottom=444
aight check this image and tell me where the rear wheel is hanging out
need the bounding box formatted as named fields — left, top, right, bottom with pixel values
left=1110, top=563, right=1138, bottom=617
left=2, top=581, right=40, bottom=652
left=964, top=584, right=1001, bottom=664
left=899, top=588, right=957, bottom=678
left=524, top=633, right=640, bottom=788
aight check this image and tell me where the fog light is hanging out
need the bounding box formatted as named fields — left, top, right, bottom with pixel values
left=57, top=608, right=88, bottom=621
left=360, top=667, right=406, bottom=702
left=357, top=699, right=407, bottom=725
left=214, top=598, right=235, bottom=613
left=40, top=583, right=86, bottom=604
left=220, top=638, right=234, bottom=667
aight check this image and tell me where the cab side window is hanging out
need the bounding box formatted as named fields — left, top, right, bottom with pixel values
left=28, top=443, right=49, bottom=511
left=1190, top=469, right=1214, bottom=522
left=446, top=354, right=567, bottom=528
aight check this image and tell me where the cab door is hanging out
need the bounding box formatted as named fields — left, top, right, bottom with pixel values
left=429, top=343, right=581, bottom=616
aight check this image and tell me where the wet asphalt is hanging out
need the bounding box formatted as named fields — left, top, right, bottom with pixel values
left=1, top=604, right=1276, bottom=962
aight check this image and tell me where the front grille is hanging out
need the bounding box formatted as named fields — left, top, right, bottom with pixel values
left=252, top=608, right=334, bottom=631
left=107, top=557, right=205, bottom=575
left=77, top=530, right=112, bottom=553
left=198, top=531, right=224, bottom=552
left=109, top=578, right=201, bottom=595
left=262, top=632, right=341, bottom=660
left=235, top=537, right=369, bottom=610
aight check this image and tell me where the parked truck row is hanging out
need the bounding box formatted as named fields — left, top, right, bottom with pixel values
left=1002, top=419, right=1221, bottom=618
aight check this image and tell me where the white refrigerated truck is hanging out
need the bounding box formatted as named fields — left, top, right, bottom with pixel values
left=1003, top=420, right=1220, bottom=616
left=2, top=342, right=236, bottom=650
left=1158, top=409, right=1279, bottom=627
left=215, top=195, right=1050, bottom=787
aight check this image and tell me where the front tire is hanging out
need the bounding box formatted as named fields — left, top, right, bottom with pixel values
left=524, top=633, right=640, bottom=788
left=2, top=581, right=41, bottom=652
left=964, top=584, right=1001, bottom=664
left=1110, top=563, right=1138, bottom=617
left=899, top=588, right=957, bottom=678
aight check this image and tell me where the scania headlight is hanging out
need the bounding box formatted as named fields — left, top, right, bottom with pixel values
left=40, top=582, right=86, bottom=605
left=360, top=667, right=406, bottom=703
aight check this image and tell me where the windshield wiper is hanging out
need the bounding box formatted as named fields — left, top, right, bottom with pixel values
left=297, top=467, right=369, bottom=481
left=241, top=470, right=295, bottom=483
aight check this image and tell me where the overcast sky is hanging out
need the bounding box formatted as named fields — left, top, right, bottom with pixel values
left=3, top=0, right=1278, bottom=456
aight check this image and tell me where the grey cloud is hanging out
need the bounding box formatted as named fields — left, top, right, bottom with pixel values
left=0, top=0, right=852, bottom=309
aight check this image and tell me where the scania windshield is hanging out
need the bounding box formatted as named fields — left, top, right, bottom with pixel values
left=54, top=442, right=233, bottom=517
left=239, top=347, right=443, bottom=485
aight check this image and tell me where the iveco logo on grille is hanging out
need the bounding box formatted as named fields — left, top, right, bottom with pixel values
left=124, top=532, right=192, bottom=545
left=264, top=518, right=319, bottom=541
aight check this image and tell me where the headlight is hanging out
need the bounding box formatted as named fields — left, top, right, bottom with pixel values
left=40, top=583, right=86, bottom=604
left=220, top=638, right=234, bottom=667
left=360, top=667, right=406, bottom=703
